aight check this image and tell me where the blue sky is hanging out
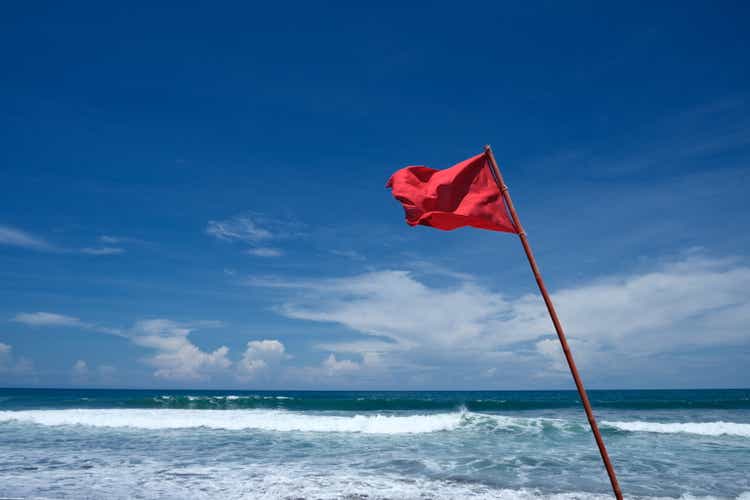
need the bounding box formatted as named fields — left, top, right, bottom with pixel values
left=1, top=2, right=748, bottom=389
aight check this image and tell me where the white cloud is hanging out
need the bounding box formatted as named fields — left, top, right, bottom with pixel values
left=71, top=359, right=118, bottom=385
left=250, top=254, right=750, bottom=379
left=13, top=312, right=85, bottom=327
left=80, top=246, right=125, bottom=255
left=206, top=215, right=272, bottom=243
left=237, top=339, right=287, bottom=380
left=130, top=319, right=231, bottom=381
left=207, top=213, right=300, bottom=258
left=11, top=311, right=301, bottom=383
left=13, top=312, right=122, bottom=335
left=247, top=247, right=283, bottom=258
left=330, top=249, right=366, bottom=261
left=0, top=226, right=129, bottom=256
left=72, top=360, right=89, bottom=384
left=0, top=225, right=54, bottom=251
left=11, top=311, right=236, bottom=382
left=266, top=270, right=507, bottom=350
left=522, top=256, right=750, bottom=352
left=98, top=235, right=127, bottom=244
left=314, top=340, right=398, bottom=354
left=0, top=343, right=34, bottom=375
left=0, top=342, right=11, bottom=369
left=321, top=353, right=360, bottom=375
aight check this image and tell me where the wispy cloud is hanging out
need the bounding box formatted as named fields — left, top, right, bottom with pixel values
left=0, top=225, right=132, bottom=256
left=13, top=312, right=86, bottom=327
left=99, top=235, right=123, bottom=244
left=12, top=312, right=122, bottom=335
left=246, top=247, right=283, bottom=258
left=206, top=214, right=273, bottom=243
left=98, top=235, right=143, bottom=245
left=330, top=249, right=366, bottom=261
left=80, top=246, right=125, bottom=255
left=0, top=225, right=55, bottom=252
left=524, top=96, right=750, bottom=179
left=206, top=213, right=303, bottom=258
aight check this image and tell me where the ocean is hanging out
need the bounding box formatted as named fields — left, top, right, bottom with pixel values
left=0, top=388, right=748, bottom=499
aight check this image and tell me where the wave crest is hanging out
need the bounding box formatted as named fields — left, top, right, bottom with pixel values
left=2, top=409, right=749, bottom=437
left=0, top=409, right=466, bottom=434
left=603, top=420, right=750, bottom=437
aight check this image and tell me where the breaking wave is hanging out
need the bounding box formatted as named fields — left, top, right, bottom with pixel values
left=602, top=420, right=750, bottom=437
left=2, top=409, right=749, bottom=438
left=0, top=409, right=468, bottom=434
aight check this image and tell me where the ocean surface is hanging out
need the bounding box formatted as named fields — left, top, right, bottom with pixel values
left=0, top=388, right=748, bottom=499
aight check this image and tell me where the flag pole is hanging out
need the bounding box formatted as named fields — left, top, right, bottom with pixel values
left=483, top=145, right=623, bottom=500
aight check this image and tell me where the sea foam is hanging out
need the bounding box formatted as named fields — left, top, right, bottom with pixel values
left=0, top=409, right=466, bottom=434
left=2, top=409, right=749, bottom=438
left=603, top=420, right=750, bottom=437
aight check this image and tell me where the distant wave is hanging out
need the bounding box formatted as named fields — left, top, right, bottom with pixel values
left=102, top=393, right=750, bottom=411
left=603, top=420, right=750, bottom=437
left=3, top=390, right=750, bottom=412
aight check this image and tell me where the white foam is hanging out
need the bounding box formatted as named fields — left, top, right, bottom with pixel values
left=3, top=459, right=747, bottom=500
left=0, top=409, right=465, bottom=434
left=4, top=409, right=748, bottom=438
left=604, top=420, right=750, bottom=437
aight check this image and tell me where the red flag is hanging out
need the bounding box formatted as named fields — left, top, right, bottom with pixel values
left=386, top=152, right=517, bottom=233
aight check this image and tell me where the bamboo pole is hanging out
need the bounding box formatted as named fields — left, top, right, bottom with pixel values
left=483, top=145, right=623, bottom=500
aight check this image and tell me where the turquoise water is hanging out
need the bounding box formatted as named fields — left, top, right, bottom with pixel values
left=1, top=389, right=749, bottom=499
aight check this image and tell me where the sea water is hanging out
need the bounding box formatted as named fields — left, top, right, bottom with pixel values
left=0, top=388, right=748, bottom=499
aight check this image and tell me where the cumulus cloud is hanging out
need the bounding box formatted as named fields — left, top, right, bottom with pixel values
left=71, top=360, right=89, bottom=384
left=0, top=343, right=34, bottom=375
left=237, top=339, right=287, bottom=380
left=321, top=354, right=360, bottom=375
left=0, top=225, right=54, bottom=251
left=130, top=319, right=231, bottom=381
left=250, top=254, right=750, bottom=379
left=71, top=360, right=118, bottom=385
left=0, top=342, right=11, bottom=369
left=12, top=312, right=234, bottom=382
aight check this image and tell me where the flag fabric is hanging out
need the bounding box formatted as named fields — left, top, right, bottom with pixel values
left=386, top=152, right=517, bottom=233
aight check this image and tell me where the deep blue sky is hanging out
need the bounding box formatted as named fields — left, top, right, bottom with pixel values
left=1, top=2, right=748, bottom=389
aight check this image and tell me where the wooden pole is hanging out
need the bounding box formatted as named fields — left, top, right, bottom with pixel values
left=483, top=145, right=623, bottom=500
